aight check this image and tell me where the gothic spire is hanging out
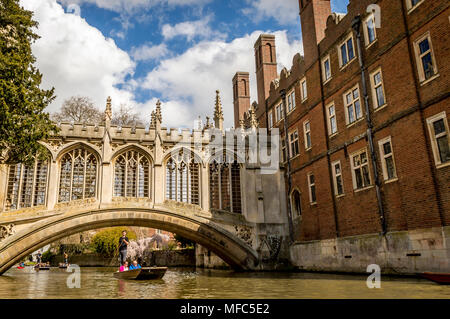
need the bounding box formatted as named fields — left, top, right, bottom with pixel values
left=213, top=90, right=224, bottom=130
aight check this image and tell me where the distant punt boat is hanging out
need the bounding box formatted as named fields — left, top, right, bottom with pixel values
left=34, top=266, right=50, bottom=270
left=113, top=267, right=167, bottom=280
left=420, top=272, right=450, bottom=285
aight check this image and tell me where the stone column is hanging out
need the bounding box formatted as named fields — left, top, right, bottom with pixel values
left=201, top=165, right=209, bottom=211
left=46, top=160, right=59, bottom=210
left=153, top=164, right=164, bottom=205
left=100, top=163, right=112, bottom=206
left=0, top=164, right=8, bottom=211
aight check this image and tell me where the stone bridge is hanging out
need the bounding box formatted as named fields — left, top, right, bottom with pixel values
left=0, top=97, right=289, bottom=274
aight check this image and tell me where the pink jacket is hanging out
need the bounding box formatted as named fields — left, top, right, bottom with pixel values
left=119, top=266, right=128, bottom=272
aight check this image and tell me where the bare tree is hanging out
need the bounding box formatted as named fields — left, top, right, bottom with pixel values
left=111, top=104, right=144, bottom=127
left=52, top=96, right=103, bottom=124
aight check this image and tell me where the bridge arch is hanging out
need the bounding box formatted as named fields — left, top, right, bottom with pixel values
left=0, top=207, right=258, bottom=275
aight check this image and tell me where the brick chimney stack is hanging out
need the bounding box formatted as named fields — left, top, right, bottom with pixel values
left=232, top=72, right=251, bottom=129
left=254, top=34, right=278, bottom=120
left=299, top=0, right=331, bottom=68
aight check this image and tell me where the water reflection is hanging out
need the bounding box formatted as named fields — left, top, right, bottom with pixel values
left=0, top=267, right=448, bottom=299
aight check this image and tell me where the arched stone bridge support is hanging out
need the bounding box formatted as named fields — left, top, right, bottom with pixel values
left=0, top=207, right=259, bottom=275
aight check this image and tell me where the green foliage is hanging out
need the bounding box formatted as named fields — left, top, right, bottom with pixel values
left=41, top=250, right=55, bottom=263
left=0, top=0, right=58, bottom=165
left=174, top=233, right=195, bottom=248
left=91, top=227, right=136, bottom=257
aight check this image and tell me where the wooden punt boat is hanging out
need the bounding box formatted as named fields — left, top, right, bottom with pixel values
left=34, top=266, right=50, bottom=270
left=113, top=267, right=167, bottom=280
left=420, top=272, right=450, bottom=285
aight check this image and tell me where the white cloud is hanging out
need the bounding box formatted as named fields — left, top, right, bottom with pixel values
left=58, top=0, right=212, bottom=14
left=20, top=0, right=136, bottom=113
left=243, top=0, right=300, bottom=26
left=139, top=31, right=302, bottom=128
left=131, top=43, right=170, bottom=61
left=162, top=15, right=226, bottom=41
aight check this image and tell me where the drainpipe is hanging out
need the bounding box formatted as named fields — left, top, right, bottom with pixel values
left=352, top=16, right=387, bottom=235
left=280, top=89, right=294, bottom=243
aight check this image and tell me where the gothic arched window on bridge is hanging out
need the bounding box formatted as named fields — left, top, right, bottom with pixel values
left=5, top=159, right=49, bottom=211
left=209, top=155, right=242, bottom=214
left=58, top=148, right=98, bottom=203
left=165, top=156, right=200, bottom=205
left=113, top=150, right=150, bottom=198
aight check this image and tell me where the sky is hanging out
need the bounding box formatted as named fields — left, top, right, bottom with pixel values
left=19, top=0, right=349, bottom=128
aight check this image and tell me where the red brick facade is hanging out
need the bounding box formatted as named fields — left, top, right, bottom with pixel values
left=233, top=0, right=450, bottom=241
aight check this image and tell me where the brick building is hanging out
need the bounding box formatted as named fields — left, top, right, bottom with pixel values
left=233, top=0, right=449, bottom=272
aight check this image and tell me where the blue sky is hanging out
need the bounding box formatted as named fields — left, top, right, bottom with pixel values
left=21, top=0, right=349, bottom=128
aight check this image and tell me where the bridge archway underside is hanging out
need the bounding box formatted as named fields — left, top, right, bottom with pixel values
left=0, top=206, right=259, bottom=275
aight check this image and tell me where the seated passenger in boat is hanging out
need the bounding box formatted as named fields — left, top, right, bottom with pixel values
left=119, top=261, right=129, bottom=272
left=129, top=260, right=141, bottom=270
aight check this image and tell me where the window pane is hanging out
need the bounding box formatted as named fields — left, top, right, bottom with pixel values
left=386, top=156, right=396, bottom=179
left=336, top=175, right=343, bottom=195
left=421, top=53, right=434, bottom=79
left=347, top=38, right=354, bottom=60
left=355, top=100, right=362, bottom=119
left=355, top=168, right=363, bottom=189
left=367, top=18, right=376, bottom=43
left=376, top=86, right=385, bottom=107
left=374, top=72, right=381, bottom=85
left=419, top=38, right=429, bottom=54
left=325, top=60, right=330, bottom=78
left=331, top=117, right=337, bottom=133
left=362, top=165, right=371, bottom=186
left=311, top=185, right=316, bottom=202
left=329, top=105, right=335, bottom=116
left=437, top=136, right=450, bottom=163
left=383, top=142, right=392, bottom=155
left=433, top=119, right=445, bottom=135
left=341, top=44, right=348, bottom=65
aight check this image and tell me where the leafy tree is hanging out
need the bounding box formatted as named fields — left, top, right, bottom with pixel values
left=91, top=227, right=137, bottom=257
left=0, top=0, right=58, bottom=165
left=52, top=96, right=103, bottom=124
left=174, top=233, right=195, bottom=248
left=111, top=103, right=144, bottom=127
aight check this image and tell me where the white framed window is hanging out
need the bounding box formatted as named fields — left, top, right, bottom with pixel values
left=338, top=34, right=356, bottom=67
left=327, top=103, right=338, bottom=136
left=307, top=173, right=316, bottom=204
left=331, top=160, right=344, bottom=196
left=406, top=0, right=425, bottom=13
left=370, top=68, right=387, bottom=110
left=343, top=85, right=363, bottom=125
left=289, top=130, right=300, bottom=158
left=268, top=111, right=273, bottom=128
left=276, top=103, right=284, bottom=122
left=321, top=55, right=331, bottom=83
left=350, top=149, right=372, bottom=190
left=413, top=32, right=438, bottom=83
left=426, top=112, right=450, bottom=167
left=300, top=78, right=307, bottom=102
left=378, top=137, right=397, bottom=181
left=303, top=121, right=311, bottom=150
left=363, top=13, right=377, bottom=46
left=287, top=90, right=296, bottom=113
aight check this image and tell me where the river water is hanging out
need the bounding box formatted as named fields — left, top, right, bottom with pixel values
left=0, top=267, right=449, bottom=299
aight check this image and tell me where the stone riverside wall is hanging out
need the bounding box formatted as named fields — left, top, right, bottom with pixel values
left=195, top=244, right=230, bottom=269
left=51, top=249, right=195, bottom=267
left=290, top=226, right=450, bottom=275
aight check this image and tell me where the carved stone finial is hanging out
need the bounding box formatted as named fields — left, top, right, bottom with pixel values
left=150, top=110, right=156, bottom=129
left=105, top=96, right=112, bottom=121
left=249, top=103, right=258, bottom=129
left=155, top=100, right=162, bottom=124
